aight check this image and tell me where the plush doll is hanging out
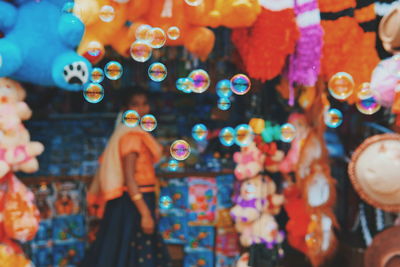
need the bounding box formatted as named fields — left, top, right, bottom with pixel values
left=233, top=141, right=265, bottom=180
left=184, top=0, right=261, bottom=28
left=0, top=78, right=32, bottom=131
left=231, top=175, right=268, bottom=223
left=0, top=0, right=92, bottom=91
left=231, top=0, right=299, bottom=81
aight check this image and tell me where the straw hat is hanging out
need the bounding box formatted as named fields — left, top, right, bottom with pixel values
left=364, top=226, right=400, bottom=267
left=348, top=134, right=400, bottom=212
left=379, top=5, right=400, bottom=53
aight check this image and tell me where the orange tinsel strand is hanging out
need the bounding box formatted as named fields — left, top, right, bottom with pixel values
left=231, top=8, right=299, bottom=82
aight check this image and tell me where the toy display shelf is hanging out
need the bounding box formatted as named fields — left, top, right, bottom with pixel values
left=19, top=170, right=234, bottom=185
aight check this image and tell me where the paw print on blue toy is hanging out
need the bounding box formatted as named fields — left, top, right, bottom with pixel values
left=0, top=0, right=92, bottom=91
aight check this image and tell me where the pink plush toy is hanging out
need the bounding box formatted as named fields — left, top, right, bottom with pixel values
left=370, top=55, right=400, bottom=108
left=234, top=141, right=265, bottom=180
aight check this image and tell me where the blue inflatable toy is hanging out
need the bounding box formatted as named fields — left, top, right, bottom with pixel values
left=0, top=0, right=92, bottom=91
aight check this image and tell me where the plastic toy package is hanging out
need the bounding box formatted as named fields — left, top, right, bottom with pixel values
left=160, top=178, right=189, bottom=211
left=53, top=240, right=86, bottom=267
left=159, top=209, right=188, bottom=244
left=183, top=249, right=214, bottom=267
left=216, top=174, right=235, bottom=209
left=187, top=177, right=217, bottom=226
left=52, top=214, right=86, bottom=242
left=186, top=226, right=215, bottom=251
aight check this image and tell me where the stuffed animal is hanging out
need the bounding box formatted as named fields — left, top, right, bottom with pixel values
left=185, top=0, right=261, bottom=28
left=233, top=141, right=265, bottom=180
left=0, top=0, right=92, bottom=91
left=231, top=175, right=268, bottom=223
left=0, top=78, right=31, bottom=131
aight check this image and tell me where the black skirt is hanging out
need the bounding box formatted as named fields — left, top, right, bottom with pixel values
left=80, top=192, right=171, bottom=267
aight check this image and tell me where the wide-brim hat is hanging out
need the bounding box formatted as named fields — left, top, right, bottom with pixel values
left=348, top=134, right=400, bottom=212
left=364, top=226, right=400, bottom=267
left=379, top=6, right=400, bottom=53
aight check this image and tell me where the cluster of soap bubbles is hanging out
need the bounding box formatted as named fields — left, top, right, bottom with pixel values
left=216, top=80, right=232, bottom=111
left=84, top=61, right=124, bottom=103
left=99, top=5, right=115, bottom=22
left=130, top=25, right=180, bottom=63
left=121, top=110, right=158, bottom=131
left=176, top=69, right=210, bottom=94
left=192, top=124, right=208, bottom=142
left=280, top=123, right=296, bottom=143
left=148, top=62, right=167, bottom=82
left=219, top=124, right=254, bottom=147
left=328, top=73, right=381, bottom=116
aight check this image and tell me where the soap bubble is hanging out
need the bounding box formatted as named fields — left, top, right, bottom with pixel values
left=170, top=140, right=191, bottom=161
left=135, top=24, right=153, bottom=43
left=149, top=27, right=166, bottom=49
left=130, top=41, right=152, bottom=62
left=62, top=2, right=74, bottom=13
left=219, top=127, right=235, bottom=147
left=324, top=108, right=343, bottom=128
left=87, top=41, right=103, bottom=57
left=192, top=124, right=208, bottom=142
left=122, top=110, right=140, bottom=128
left=188, top=69, right=210, bottom=93
left=328, top=72, right=354, bottom=100
left=176, top=78, right=194, bottom=93
left=356, top=96, right=381, bottom=115
left=357, top=82, right=373, bottom=100
left=148, top=62, right=167, bottom=82
left=184, top=0, right=203, bottom=6
left=218, top=97, right=231, bottom=111
left=234, top=124, right=254, bottom=147
left=280, top=123, right=296, bottom=143
left=83, top=83, right=104, bottom=104
left=99, top=5, right=115, bottom=22
left=216, top=79, right=232, bottom=98
left=230, top=74, right=251, bottom=95
left=167, top=26, right=180, bottom=40
left=104, top=61, right=123, bottom=80
left=91, top=68, right=104, bottom=83
left=167, top=159, right=179, bottom=172
left=140, top=114, right=157, bottom=132
left=160, top=195, right=173, bottom=210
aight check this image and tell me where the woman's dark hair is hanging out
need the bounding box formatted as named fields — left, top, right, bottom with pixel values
left=119, top=86, right=149, bottom=108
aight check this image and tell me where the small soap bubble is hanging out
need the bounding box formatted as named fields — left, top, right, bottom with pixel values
left=130, top=41, right=153, bottom=62
left=356, top=96, right=381, bottom=115
left=234, top=124, right=254, bottom=147
left=99, top=5, right=115, bottom=22
left=62, top=2, right=74, bottom=13
left=104, top=61, right=123, bottom=80
left=149, top=27, right=166, bottom=49
left=280, top=123, right=296, bottom=143
left=357, top=82, right=373, bottom=100
left=328, top=72, right=354, bottom=100
left=219, top=127, right=235, bottom=147
left=170, top=140, right=191, bottom=161
left=230, top=74, right=251, bottom=95
left=140, top=114, right=157, bottom=132
left=83, top=83, right=104, bottom=104
left=135, top=24, right=153, bottom=43
left=91, top=68, right=104, bottom=83
left=122, top=110, right=140, bottom=128
left=184, top=0, right=203, bottom=6
left=176, top=78, right=194, bottom=93
left=148, top=62, right=167, bottom=82
left=188, top=69, right=210, bottom=93
left=192, top=124, right=208, bottom=142
left=324, top=108, right=343, bottom=128
left=218, top=97, right=231, bottom=111
left=167, top=26, right=180, bottom=40
left=160, top=195, right=173, bottom=210
left=216, top=79, right=232, bottom=98
left=87, top=41, right=103, bottom=57
left=167, top=159, right=179, bottom=172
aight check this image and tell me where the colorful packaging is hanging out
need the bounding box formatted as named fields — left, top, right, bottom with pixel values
left=52, top=215, right=85, bottom=242
left=186, top=226, right=215, bottom=251
left=31, top=244, right=53, bottom=267
left=183, top=250, right=214, bottom=267
left=52, top=181, right=84, bottom=216
left=53, top=240, right=85, bottom=266
left=187, top=178, right=217, bottom=226
left=159, top=209, right=188, bottom=244
left=215, top=253, right=239, bottom=267
left=215, top=228, right=240, bottom=257
left=30, top=182, right=55, bottom=220
left=33, top=220, right=53, bottom=244
left=216, top=175, right=235, bottom=209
